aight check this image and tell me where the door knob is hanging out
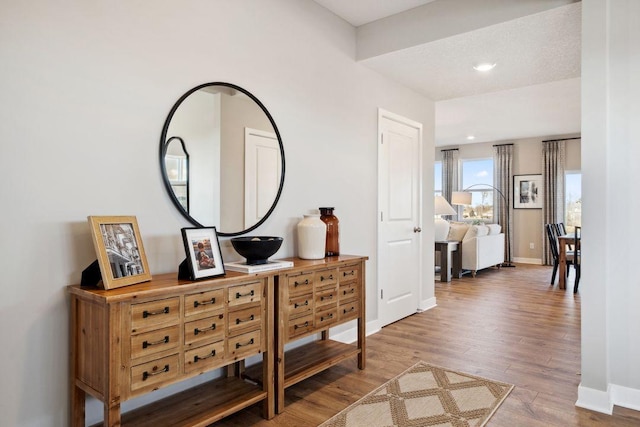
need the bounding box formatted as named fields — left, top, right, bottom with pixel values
left=414, top=227, right=422, bottom=233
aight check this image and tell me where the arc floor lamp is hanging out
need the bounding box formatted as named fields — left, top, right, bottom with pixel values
left=452, top=185, right=515, bottom=267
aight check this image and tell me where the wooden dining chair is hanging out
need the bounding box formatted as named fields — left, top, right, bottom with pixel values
left=545, top=223, right=574, bottom=285
left=573, top=226, right=581, bottom=293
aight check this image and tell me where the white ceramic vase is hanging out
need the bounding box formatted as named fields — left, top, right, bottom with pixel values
left=297, top=214, right=326, bottom=260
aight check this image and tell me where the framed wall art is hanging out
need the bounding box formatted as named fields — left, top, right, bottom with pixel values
left=181, top=227, right=225, bottom=280
left=513, top=174, right=543, bottom=209
left=88, top=215, right=152, bottom=289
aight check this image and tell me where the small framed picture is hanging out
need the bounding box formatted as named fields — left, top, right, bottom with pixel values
left=181, top=227, right=225, bottom=280
left=513, top=174, right=543, bottom=209
left=88, top=216, right=152, bottom=289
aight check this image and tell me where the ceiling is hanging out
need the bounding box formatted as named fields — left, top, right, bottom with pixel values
left=313, top=0, right=581, bottom=147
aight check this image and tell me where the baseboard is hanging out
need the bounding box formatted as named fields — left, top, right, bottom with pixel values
left=611, top=384, right=640, bottom=412
left=418, top=296, right=437, bottom=312
left=330, top=319, right=381, bottom=344
left=513, top=257, right=542, bottom=265
left=576, top=383, right=613, bottom=414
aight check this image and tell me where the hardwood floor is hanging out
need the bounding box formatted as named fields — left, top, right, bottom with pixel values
left=215, top=264, right=640, bottom=426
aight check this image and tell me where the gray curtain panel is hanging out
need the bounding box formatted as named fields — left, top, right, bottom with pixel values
left=441, top=149, right=459, bottom=220
left=542, top=140, right=566, bottom=265
left=493, top=144, right=513, bottom=264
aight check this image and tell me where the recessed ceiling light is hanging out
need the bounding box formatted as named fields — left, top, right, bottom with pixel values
left=466, top=135, right=475, bottom=140
left=473, top=63, right=496, bottom=72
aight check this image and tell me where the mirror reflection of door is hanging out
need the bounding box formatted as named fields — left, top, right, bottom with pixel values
left=244, top=128, right=281, bottom=228
left=164, top=137, right=189, bottom=212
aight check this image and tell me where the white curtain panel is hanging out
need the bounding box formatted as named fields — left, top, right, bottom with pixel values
left=542, top=140, right=566, bottom=265
left=493, top=144, right=513, bottom=264
left=441, top=149, right=459, bottom=220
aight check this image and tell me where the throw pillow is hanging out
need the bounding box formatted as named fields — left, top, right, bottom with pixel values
left=463, top=224, right=489, bottom=241
left=487, top=224, right=502, bottom=235
left=447, top=223, right=469, bottom=241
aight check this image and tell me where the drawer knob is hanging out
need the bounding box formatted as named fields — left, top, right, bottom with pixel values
left=194, top=298, right=216, bottom=308
left=194, top=350, right=216, bottom=362
left=343, top=307, right=355, bottom=314
left=320, top=294, right=333, bottom=301
left=142, top=336, right=169, bottom=349
left=320, top=275, right=334, bottom=281
left=235, top=290, right=255, bottom=299
left=235, top=338, right=255, bottom=349
left=294, top=300, right=309, bottom=308
left=343, top=271, right=355, bottom=277
left=194, top=324, right=216, bottom=335
left=294, top=321, right=309, bottom=330
left=294, top=279, right=309, bottom=287
left=142, top=364, right=169, bottom=381
left=236, top=314, right=255, bottom=325
left=343, top=288, right=355, bottom=295
left=143, top=307, right=169, bottom=318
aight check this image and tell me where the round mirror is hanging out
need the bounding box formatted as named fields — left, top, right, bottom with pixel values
left=160, top=82, right=285, bottom=236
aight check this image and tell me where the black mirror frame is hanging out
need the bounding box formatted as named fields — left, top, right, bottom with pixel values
left=159, top=82, right=285, bottom=237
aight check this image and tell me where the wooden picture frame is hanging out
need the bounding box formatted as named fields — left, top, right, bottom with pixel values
left=513, top=174, right=543, bottom=209
left=88, top=215, right=152, bottom=289
left=181, top=227, right=225, bottom=280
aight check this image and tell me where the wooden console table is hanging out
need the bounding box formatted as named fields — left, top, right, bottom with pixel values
left=69, top=255, right=367, bottom=425
left=68, top=271, right=275, bottom=427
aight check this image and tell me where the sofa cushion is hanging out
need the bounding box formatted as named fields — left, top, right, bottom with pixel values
left=487, top=224, right=502, bottom=235
left=447, top=223, right=469, bottom=241
left=463, top=225, right=489, bottom=241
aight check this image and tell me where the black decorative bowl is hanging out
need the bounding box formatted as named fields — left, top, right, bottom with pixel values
left=230, top=236, right=283, bottom=265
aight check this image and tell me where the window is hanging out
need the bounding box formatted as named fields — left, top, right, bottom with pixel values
left=565, top=172, right=581, bottom=231
left=434, top=161, right=442, bottom=197
left=460, top=158, right=494, bottom=221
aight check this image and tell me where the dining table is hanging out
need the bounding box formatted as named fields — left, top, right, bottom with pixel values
left=558, top=232, right=579, bottom=290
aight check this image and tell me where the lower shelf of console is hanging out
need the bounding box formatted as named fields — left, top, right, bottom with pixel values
left=90, top=376, right=266, bottom=427
left=245, top=339, right=361, bottom=389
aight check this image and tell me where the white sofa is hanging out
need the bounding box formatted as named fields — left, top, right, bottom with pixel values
left=439, top=222, right=505, bottom=277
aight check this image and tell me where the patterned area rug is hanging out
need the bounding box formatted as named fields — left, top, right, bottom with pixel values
left=320, top=361, right=514, bottom=427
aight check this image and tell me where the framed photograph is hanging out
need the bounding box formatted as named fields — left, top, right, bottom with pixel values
left=513, top=174, right=543, bottom=209
left=88, top=216, right=152, bottom=289
left=181, top=227, right=225, bottom=280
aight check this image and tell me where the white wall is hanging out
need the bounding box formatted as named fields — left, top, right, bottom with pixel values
left=0, top=0, right=434, bottom=425
left=578, top=0, right=640, bottom=414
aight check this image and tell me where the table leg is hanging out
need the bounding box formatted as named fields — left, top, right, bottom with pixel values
left=559, top=245, right=567, bottom=290
left=452, top=243, right=462, bottom=278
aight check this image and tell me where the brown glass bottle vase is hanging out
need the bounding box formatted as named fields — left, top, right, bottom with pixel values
left=319, top=207, right=339, bottom=256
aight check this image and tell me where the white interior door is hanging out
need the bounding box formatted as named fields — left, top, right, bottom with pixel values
left=378, top=109, right=423, bottom=327
left=244, top=128, right=280, bottom=228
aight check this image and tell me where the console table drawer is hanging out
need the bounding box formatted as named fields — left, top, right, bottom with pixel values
left=228, top=304, right=262, bottom=336
left=184, top=313, right=225, bottom=347
left=287, top=272, right=314, bottom=296
left=229, top=281, right=262, bottom=307
left=131, top=297, right=180, bottom=331
left=130, top=354, right=179, bottom=393
left=288, top=313, right=314, bottom=339
left=339, top=282, right=359, bottom=302
left=184, top=340, right=225, bottom=374
left=228, top=330, right=262, bottom=359
left=339, top=265, right=359, bottom=283
left=339, top=300, right=359, bottom=322
left=314, top=268, right=337, bottom=287
left=315, top=287, right=337, bottom=309
left=131, top=326, right=179, bottom=360
left=315, top=306, right=337, bottom=328
left=184, top=289, right=225, bottom=317
left=288, top=293, right=313, bottom=318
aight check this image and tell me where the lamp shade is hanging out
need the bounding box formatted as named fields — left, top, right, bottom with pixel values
left=434, top=195, right=457, bottom=216
left=451, top=191, right=472, bottom=206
